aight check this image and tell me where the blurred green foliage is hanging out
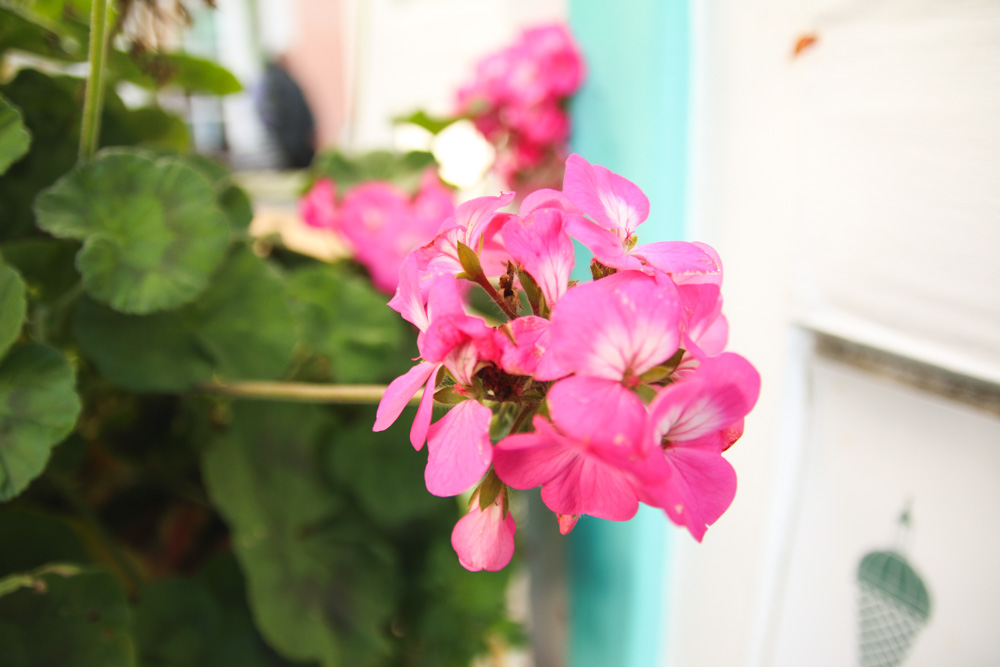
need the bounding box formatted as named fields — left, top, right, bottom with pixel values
left=0, top=2, right=520, bottom=665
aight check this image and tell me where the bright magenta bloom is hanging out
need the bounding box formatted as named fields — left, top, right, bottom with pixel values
left=299, top=170, right=455, bottom=293
left=456, top=23, right=585, bottom=190
left=375, top=154, right=759, bottom=571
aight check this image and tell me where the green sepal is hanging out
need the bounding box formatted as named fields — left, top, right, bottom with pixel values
left=456, top=241, right=485, bottom=282
left=515, top=266, right=546, bottom=317
left=476, top=469, right=504, bottom=511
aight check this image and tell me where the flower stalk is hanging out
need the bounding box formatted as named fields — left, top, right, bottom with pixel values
left=197, top=381, right=409, bottom=404
left=79, top=0, right=112, bottom=161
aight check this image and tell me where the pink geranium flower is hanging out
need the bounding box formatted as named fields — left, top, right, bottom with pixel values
left=299, top=170, right=456, bottom=294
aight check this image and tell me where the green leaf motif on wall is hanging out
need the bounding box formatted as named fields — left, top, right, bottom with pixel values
left=35, top=150, right=230, bottom=315
left=0, top=344, right=81, bottom=502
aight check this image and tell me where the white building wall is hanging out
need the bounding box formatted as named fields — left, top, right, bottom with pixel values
left=666, top=1, right=1000, bottom=665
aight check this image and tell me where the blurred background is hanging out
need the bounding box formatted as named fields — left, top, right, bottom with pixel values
left=5, top=0, right=999, bottom=665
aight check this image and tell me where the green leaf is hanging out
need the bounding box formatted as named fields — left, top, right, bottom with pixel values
left=203, top=402, right=399, bottom=666
left=0, top=94, right=31, bottom=175
left=0, top=70, right=81, bottom=241
left=0, top=239, right=81, bottom=305
left=177, top=154, right=254, bottom=231
left=0, top=344, right=80, bottom=502
left=394, top=109, right=460, bottom=135
left=35, top=150, right=231, bottom=314
left=74, top=247, right=298, bottom=392
left=0, top=510, right=89, bottom=578
left=0, top=259, right=27, bottom=359
left=311, top=149, right=437, bottom=194
left=0, top=6, right=82, bottom=62
left=288, top=264, right=412, bottom=383
left=325, top=406, right=444, bottom=529
left=134, top=575, right=298, bottom=667
left=118, top=107, right=190, bottom=152
left=73, top=297, right=215, bottom=392
left=110, top=51, right=243, bottom=96
left=184, top=248, right=298, bottom=380
left=0, top=566, right=136, bottom=667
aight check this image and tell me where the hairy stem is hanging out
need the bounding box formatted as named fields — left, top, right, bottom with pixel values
left=79, top=0, right=112, bottom=161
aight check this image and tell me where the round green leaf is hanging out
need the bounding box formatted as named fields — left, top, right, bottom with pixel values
left=203, top=402, right=398, bottom=666
left=0, top=93, right=31, bottom=175
left=34, top=150, right=230, bottom=314
left=0, top=566, right=135, bottom=667
left=0, top=259, right=27, bottom=359
left=0, top=344, right=81, bottom=501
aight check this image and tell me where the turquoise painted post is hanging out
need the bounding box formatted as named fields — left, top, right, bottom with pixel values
left=566, top=2, right=690, bottom=666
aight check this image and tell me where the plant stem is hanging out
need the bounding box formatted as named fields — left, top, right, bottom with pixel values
left=474, top=275, right=519, bottom=320
left=197, top=381, right=413, bottom=404
left=79, top=0, right=112, bottom=161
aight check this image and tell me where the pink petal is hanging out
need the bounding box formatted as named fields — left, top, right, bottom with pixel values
left=451, top=496, right=516, bottom=572
left=519, top=188, right=581, bottom=215
left=640, top=439, right=737, bottom=541
left=455, top=192, right=515, bottom=247
left=540, top=455, right=640, bottom=521
left=502, top=209, right=575, bottom=307
left=374, top=361, right=438, bottom=434
left=496, top=316, right=570, bottom=381
left=546, top=376, right=647, bottom=457
left=648, top=353, right=761, bottom=445
left=299, top=178, right=339, bottom=231
left=678, top=283, right=728, bottom=356
left=494, top=417, right=643, bottom=522
left=388, top=252, right=431, bottom=331
left=493, top=418, right=581, bottom=490
left=409, top=363, right=442, bottom=450
left=563, top=154, right=649, bottom=238
left=549, top=272, right=681, bottom=382
left=564, top=216, right=644, bottom=273
left=425, top=400, right=494, bottom=497
left=634, top=241, right=721, bottom=279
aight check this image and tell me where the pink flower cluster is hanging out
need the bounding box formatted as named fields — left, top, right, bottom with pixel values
left=456, top=23, right=585, bottom=191
left=374, top=154, right=760, bottom=572
left=299, top=170, right=455, bottom=293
